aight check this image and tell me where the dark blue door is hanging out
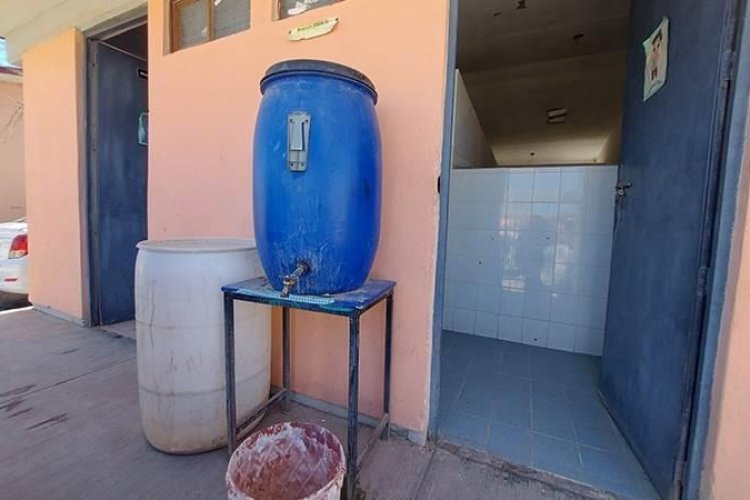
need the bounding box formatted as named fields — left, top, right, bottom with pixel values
left=601, top=0, right=735, bottom=497
left=89, top=41, right=148, bottom=325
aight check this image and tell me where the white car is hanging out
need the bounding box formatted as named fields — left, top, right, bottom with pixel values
left=0, top=217, right=28, bottom=295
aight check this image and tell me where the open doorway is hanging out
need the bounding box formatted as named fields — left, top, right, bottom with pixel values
left=87, top=20, right=148, bottom=327
left=435, top=0, right=740, bottom=498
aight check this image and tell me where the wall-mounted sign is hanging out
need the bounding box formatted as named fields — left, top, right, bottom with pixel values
left=288, top=17, right=339, bottom=41
left=643, top=17, right=669, bottom=101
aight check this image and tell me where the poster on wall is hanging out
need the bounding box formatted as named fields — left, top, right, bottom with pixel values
left=643, top=17, right=669, bottom=101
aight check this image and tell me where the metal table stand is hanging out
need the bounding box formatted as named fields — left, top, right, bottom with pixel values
left=223, top=277, right=395, bottom=500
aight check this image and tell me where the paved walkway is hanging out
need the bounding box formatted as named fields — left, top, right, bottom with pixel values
left=0, top=309, right=610, bottom=499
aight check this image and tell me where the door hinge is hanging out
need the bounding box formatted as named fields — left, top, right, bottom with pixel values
left=696, top=265, right=710, bottom=298
left=721, top=48, right=736, bottom=83
left=674, top=457, right=687, bottom=497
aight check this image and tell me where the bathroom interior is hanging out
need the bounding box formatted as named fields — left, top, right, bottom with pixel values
left=437, top=0, right=659, bottom=498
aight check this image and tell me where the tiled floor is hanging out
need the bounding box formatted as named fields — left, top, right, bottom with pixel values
left=438, top=330, right=659, bottom=499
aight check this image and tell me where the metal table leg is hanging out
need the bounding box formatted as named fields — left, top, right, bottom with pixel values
left=382, top=294, right=393, bottom=440
left=282, top=307, right=291, bottom=412
left=224, top=293, right=237, bottom=455
left=346, top=313, right=361, bottom=500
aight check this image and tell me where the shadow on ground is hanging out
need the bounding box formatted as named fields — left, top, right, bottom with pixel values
left=0, top=291, right=29, bottom=312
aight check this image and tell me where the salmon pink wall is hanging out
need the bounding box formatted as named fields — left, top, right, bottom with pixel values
left=147, top=0, right=449, bottom=432
left=703, top=105, right=750, bottom=499
left=0, top=81, right=25, bottom=223
left=22, top=29, right=86, bottom=320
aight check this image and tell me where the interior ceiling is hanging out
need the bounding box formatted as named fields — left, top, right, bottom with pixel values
left=458, top=0, right=631, bottom=165
left=107, top=23, right=147, bottom=60
left=458, top=0, right=631, bottom=72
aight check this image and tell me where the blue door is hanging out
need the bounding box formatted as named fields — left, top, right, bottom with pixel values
left=88, top=41, right=148, bottom=325
left=601, top=0, right=737, bottom=497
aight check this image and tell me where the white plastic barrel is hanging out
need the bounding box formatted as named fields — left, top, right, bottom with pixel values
left=135, top=239, right=270, bottom=454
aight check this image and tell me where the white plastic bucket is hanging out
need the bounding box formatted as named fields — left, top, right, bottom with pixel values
left=226, top=422, right=346, bottom=500
left=135, top=238, right=271, bottom=454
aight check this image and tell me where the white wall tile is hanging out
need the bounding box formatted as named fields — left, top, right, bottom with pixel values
left=453, top=308, right=476, bottom=334
left=579, top=265, right=611, bottom=298
left=466, top=229, right=486, bottom=251
left=444, top=280, right=457, bottom=302
left=475, top=311, right=499, bottom=338
left=517, top=231, right=557, bottom=261
left=508, top=171, right=534, bottom=201
left=476, top=285, right=501, bottom=313
left=453, top=254, right=481, bottom=283
left=555, top=233, right=585, bottom=264
left=454, top=282, right=478, bottom=310
left=505, top=202, right=532, bottom=230
left=560, top=168, right=587, bottom=202
left=533, top=170, right=561, bottom=202
left=444, top=166, right=617, bottom=356
left=523, top=319, right=549, bottom=346
left=474, top=202, right=502, bottom=229
left=589, top=168, right=617, bottom=193
left=443, top=306, right=455, bottom=331
left=448, top=201, right=470, bottom=228
left=558, top=203, right=586, bottom=234
left=583, top=235, right=613, bottom=268
left=447, top=228, right=472, bottom=255
left=445, top=252, right=462, bottom=281
left=476, top=230, right=502, bottom=254
left=457, top=174, right=486, bottom=200
left=577, top=296, right=608, bottom=329
left=550, top=293, right=577, bottom=325
left=448, top=173, right=471, bottom=201
left=500, top=288, right=525, bottom=317
left=586, top=204, right=615, bottom=235
left=575, top=326, right=604, bottom=355
left=472, top=172, right=503, bottom=201
left=552, top=262, right=580, bottom=294
left=498, top=315, right=524, bottom=342
left=548, top=322, right=576, bottom=351
left=476, top=255, right=501, bottom=286
left=531, top=202, right=559, bottom=227
left=523, top=290, right=552, bottom=321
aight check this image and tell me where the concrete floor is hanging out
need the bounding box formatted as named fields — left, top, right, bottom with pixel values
left=1, top=309, right=613, bottom=499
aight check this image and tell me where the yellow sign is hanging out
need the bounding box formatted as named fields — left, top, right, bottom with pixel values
left=288, top=17, right=339, bottom=41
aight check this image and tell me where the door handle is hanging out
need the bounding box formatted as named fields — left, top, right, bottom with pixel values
left=614, top=180, right=632, bottom=230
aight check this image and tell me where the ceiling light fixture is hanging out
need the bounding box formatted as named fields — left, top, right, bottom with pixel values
left=547, top=107, right=568, bottom=124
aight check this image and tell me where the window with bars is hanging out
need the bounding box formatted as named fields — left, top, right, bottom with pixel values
left=277, top=0, right=341, bottom=20
left=171, top=0, right=250, bottom=51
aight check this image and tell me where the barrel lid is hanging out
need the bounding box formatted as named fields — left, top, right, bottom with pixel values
left=261, top=59, right=377, bottom=103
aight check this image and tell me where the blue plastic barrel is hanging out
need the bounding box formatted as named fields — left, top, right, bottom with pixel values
left=253, top=60, right=382, bottom=295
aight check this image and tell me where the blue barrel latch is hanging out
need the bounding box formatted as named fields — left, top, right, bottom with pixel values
left=288, top=112, right=310, bottom=171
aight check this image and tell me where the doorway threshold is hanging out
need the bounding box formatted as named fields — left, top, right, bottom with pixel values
left=435, top=438, right=616, bottom=499
left=99, top=320, right=135, bottom=341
